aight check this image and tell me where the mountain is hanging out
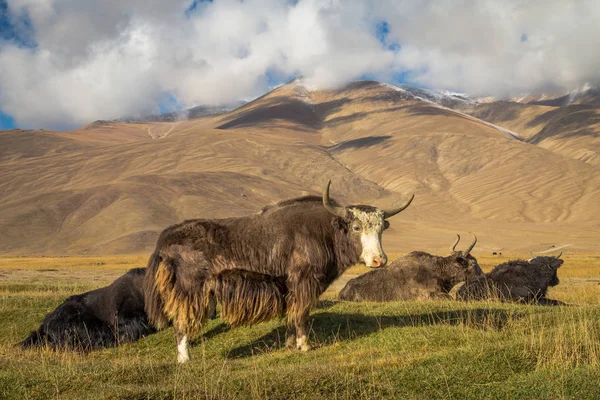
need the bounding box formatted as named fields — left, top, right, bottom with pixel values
left=1, top=80, right=599, bottom=255
left=0, top=101, right=246, bottom=162
left=513, top=87, right=600, bottom=107
left=462, top=93, right=600, bottom=166
left=117, top=101, right=247, bottom=124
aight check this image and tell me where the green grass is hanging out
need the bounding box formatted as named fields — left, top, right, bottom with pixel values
left=1, top=256, right=600, bottom=399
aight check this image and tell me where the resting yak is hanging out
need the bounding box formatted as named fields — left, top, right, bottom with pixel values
left=144, top=181, right=414, bottom=362
left=338, top=234, right=483, bottom=302
left=457, top=253, right=564, bottom=305
left=22, top=268, right=155, bottom=351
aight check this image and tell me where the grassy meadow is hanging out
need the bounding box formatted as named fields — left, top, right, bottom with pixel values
left=1, top=254, right=599, bottom=399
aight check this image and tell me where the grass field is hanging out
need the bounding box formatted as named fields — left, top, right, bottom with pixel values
left=1, top=254, right=599, bottom=399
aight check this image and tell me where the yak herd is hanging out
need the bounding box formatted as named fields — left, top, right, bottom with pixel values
left=21, top=181, right=566, bottom=362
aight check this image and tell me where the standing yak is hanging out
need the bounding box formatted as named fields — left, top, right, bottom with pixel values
left=457, top=253, right=564, bottom=305
left=144, top=181, right=414, bottom=363
left=338, top=234, right=483, bottom=302
left=21, top=268, right=154, bottom=351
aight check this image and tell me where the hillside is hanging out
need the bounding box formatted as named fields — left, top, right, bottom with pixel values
left=1, top=80, right=599, bottom=255
left=465, top=91, right=600, bottom=166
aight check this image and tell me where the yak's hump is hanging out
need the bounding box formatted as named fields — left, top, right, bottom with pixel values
left=260, top=195, right=342, bottom=214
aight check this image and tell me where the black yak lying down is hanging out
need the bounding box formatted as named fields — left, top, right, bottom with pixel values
left=457, top=254, right=565, bottom=305
left=339, top=234, right=483, bottom=302
left=21, top=268, right=156, bottom=351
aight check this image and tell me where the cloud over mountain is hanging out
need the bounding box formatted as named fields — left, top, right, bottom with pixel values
left=0, top=0, right=599, bottom=129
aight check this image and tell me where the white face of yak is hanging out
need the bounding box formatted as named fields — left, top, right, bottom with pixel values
left=349, top=208, right=388, bottom=268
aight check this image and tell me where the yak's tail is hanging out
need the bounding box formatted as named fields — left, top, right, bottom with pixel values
left=143, top=252, right=171, bottom=330
left=144, top=249, right=214, bottom=334
left=210, top=269, right=287, bottom=327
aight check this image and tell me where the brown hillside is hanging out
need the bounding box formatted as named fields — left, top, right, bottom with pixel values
left=0, top=80, right=599, bottom=255
left=466, top=101, right=600, bottom=166
left=466, top=102, right=554, bottom=140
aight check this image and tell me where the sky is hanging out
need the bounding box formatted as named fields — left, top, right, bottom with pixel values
left=0, top=0, right=599, bottom=130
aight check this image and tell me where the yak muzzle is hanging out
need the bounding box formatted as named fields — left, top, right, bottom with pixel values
left=368, top=255, right=387, bottom=268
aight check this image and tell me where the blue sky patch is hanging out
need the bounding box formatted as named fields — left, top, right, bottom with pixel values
left=264, top=67, right=295, bottom=88
left=185, top=0, right=213, bottom=18
left=375, top=19, right=401, bottom=52
left=0, top=109, right=15, bottom=129
left=0, top=0, right=36, bottom=48
left=159, top=93, right=185, bottom=115
left=376, top=20, right=389, bottom=45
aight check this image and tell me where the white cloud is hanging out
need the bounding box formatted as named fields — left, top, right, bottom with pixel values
left=0, top=0, right=599, bottom=129
left=377, top=0, right=600, bottom=97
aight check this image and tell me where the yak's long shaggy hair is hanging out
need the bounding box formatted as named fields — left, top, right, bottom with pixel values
left=210, top=269, right=288, bottom=327
left=21, top=268, right=154, bottom=351
left=145, top=249, right=213, bottom=334
left=143, top=253, right=166, bottom=328
left=21, top=304, right=154, bottom=351
left=147, top=246, right=319, bottom=331
left=285, top=269, right=325, bottom=326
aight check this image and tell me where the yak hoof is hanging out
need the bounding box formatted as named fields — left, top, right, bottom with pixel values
left=285, top=334, right=297, bottom=349
left=296, top=335, right=311, bottom=352
left=298, top=343, right=312, bottom=352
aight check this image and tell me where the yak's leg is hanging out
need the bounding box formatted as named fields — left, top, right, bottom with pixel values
left=174, top=326, right=190, bottom=363
left=207, top=291, right=217, bottom=320
left=287, top=265, right=320, bottom=352
left=285, top=324, right=297, bottom=349
left=537, top=297, right=567, bottom=306
left=295, top=309, right=311, bottom=352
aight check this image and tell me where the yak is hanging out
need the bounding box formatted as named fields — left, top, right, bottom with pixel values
left=21, top=268, right=155, bottom=351
left=338, top=234, right=483, bottom=302
left=457, top=253, right=564, bottom=305
left=144, top=181, right=414, bottom=363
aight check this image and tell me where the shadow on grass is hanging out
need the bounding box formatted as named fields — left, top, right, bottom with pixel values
left=199, top=322, right=231, bottom=342
left=314, top=300, right=337, bottom=310
left=225, top=308, right=523, bottom=359
left=190, top=300, right=336, bottom=347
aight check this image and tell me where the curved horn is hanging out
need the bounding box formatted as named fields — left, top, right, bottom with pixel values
left=322, top=181, right=347, bottom=219
left=382, top=194, right=415, bottom=219
left=463, top=233, right=477, bottom=256
left=451, top=234, right=461, bottom=252
left=556, top=251, right=562, bottom=259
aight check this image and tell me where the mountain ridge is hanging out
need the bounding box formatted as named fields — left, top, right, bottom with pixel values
left=1, top=79, right=598, bottom=255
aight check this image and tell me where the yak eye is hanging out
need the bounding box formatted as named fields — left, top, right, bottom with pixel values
left=352, top=224, right=361, bottom=232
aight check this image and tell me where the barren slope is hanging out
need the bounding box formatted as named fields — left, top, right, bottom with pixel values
left=1, top=80, right=599, bottom=255
left=465, top=101, right=600, bottom=166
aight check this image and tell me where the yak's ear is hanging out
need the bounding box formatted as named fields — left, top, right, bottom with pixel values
left=456, top=256, right=468, bottom=267
left=331, top=217, right=347, bottom=230
left=383, top=220, right=390, bottom=230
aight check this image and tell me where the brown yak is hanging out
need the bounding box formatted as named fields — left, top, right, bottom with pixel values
left=457, top=253, right=564, bottom=305
left=338, top=234, right=483, bottom=301
left=143, top=181, right=414, bottom=362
